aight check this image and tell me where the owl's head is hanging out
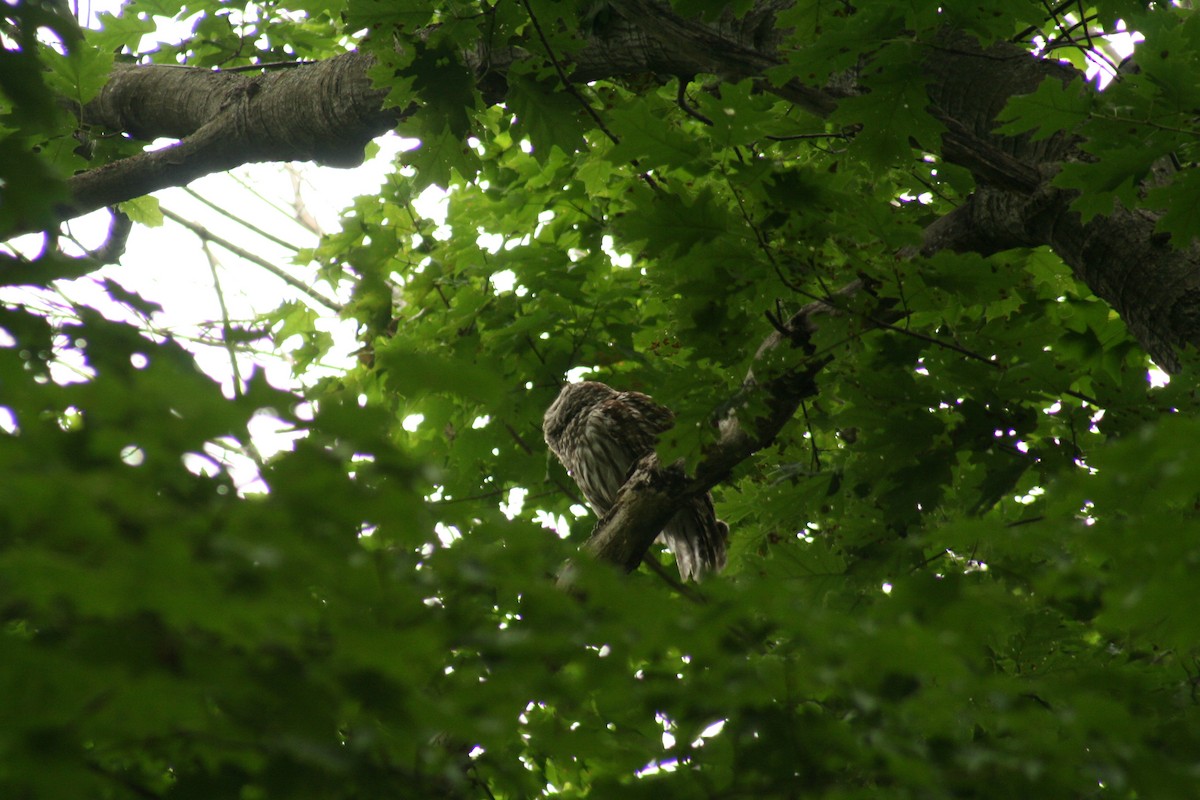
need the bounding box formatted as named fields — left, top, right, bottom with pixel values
left=542, top=380, right=615, bottom=443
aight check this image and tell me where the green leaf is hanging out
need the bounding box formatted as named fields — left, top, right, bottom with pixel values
left=406, top=40, right=476, bottom=138
left=833, top=43, right=945, bottom=164
left=0, top=136, right=68, bottom=235
left=613, top=187, right=726, bottom=256
left=1054, top=150, right=1151, bottom=222
left=89, top=10, right=157, bottom=53
left=45, top=43, right=114, bottom=106
left=372, top=340, right=505, bottom=404
left=401, top=128, right=477, bottom=190
left=997, top=76, right=1092, bottom=140
left=117, top=195, right=163, bottom=227
left=1146, top=170, right=1200, bottom=244
left=343, top=0, right=436, bottom=33
left=506, top=74, right=588, bottom=159
left=11, top=3, right=1200, bottom=799
left=607, top=101, right=705, bottom=170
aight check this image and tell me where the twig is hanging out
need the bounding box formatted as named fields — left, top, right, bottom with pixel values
left=433, top=283, right=452, bottom=310
left=285, top=164, right=325, bottom=236
left=503, top=420, right=535, bottom=455
left=723, top=166, right=799, bottom=295
left=1012, top=0, right=1082, bottom=42
left=62, top=209, right=133, bottom=266
left=765, top=131, right=851, bottom=142
left=517, top=0, right=662, bottom=191
left=518, top=0, right=618, bottom=145
left=524, top=333, right=546, bottom=365
left=159, top=206, right=343, bottom=312
left=675, top=77, right=713, bottom=126
left=221, top=59, right=320, bottom=72
left=800, top=400, right=820, bottom=471
left=183, top=186, right=300, bottom=252
left=566, top=303, right=600, bottom=369
left=640, top=553, right=707, bottom=603
left=200, top=241, right=244, bottom=399
left=228, top=169, right=324, bottom=237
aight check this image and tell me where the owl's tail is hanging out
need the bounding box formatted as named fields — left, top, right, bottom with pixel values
left=659, top=496, right=729, bottom=582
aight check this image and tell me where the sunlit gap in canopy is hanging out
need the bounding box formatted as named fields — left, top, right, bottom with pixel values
left=636, top=713, right=727, bottom=778
left=534, top=507, right=582, bottom=539
left=1030, top=17, right=1143, bottom=88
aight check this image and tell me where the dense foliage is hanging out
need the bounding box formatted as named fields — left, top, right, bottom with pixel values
left=5, top=0, right=1200, bottom=797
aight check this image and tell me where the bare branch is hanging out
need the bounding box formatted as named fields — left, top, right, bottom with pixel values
left=159, top=207, right=343, bottom=312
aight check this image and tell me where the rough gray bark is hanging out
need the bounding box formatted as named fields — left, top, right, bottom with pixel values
left=916, top=31, right=1200, bottom=371
left=71, top=51, right=396, bottom=217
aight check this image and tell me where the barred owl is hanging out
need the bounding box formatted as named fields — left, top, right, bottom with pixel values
left=543, top=381, right=729, bottom=581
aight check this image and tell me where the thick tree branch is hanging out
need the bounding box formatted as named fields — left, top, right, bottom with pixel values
left=913, top=31, right=1200, bottom=369
left=61, top=52, right=399, bottom=222
left=22, top=2, right=1200, bottom=369
left=50, top=5, right=813, bottom=228
left=86, top=51, right=396, bottom=159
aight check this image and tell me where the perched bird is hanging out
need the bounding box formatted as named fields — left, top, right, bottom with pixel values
left=543, top=381, right=728, bottom=581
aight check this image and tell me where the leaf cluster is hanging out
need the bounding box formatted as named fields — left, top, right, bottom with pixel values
left=7, top=1, right=1200, bottom=798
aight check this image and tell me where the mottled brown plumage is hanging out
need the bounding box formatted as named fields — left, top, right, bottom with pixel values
left=543, top=381, right=728, bottom=581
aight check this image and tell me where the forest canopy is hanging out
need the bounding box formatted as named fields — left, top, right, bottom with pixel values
left=5, top=0, right=1200, bottom=797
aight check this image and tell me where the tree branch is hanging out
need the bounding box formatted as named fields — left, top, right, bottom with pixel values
left=13, top=2, right=1200, bottom=370
left=582, top=282, right=869, bottom=571
left=52, top=52, right=400, bottom=227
